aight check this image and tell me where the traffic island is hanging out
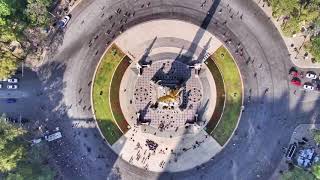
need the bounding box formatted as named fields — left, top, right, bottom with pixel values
left=92, top=44, right=129, bottom=145
left=92, top=20, right=243, bottom=172
left=210, top=46, right=243, bottom=145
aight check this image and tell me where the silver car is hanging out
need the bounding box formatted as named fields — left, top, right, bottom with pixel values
left=306, top=72, right=317, bottom=79
left=7, top=78, right=18, bottom=83
left=303, top=84, right=314, bottom=91
left=59, top=15, right=71, bottom=28
left=7, top=84, right=18, bottom=89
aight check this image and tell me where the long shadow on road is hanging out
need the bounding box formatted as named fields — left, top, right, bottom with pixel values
left=0, top=61, right=120, bottom=179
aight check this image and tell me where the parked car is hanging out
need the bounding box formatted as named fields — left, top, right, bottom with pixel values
left=0, top=83, right=2, bottom=89
left=6, top=98, right=16, bottom=103
left=291, top=71, right=299, bottom=77
left=58, top=15, right=71, bottom=28
left=303, top=84, right=314, bottom=91
left=291, top=78, right=301, bottom=86
left=7, top=84, right=18, bottom=89
left=7, top=78, right=18, bottom=83
left=306, top=72, right=317, bottom=79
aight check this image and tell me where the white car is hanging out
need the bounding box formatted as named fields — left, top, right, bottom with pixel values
left=0, top=83, right=2, bottom=88
left=7, top=84, right=18, bottom=89
left=303, top=84, right=314, bottom=91
left=59, top=15, right=71, bottom=28
left=7, top=78, right=18, bottom=83
left=306, top=73, right=317, bottom=79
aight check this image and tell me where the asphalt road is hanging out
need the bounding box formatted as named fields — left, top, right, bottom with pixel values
left=1, top=0, right=320, bottom=179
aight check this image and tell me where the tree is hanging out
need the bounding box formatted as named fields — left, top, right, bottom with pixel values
left=0, top=57, right=18, bottom=79
left=5, top=141, right=55, bottom=180
left=281, top=167, right=315, bottom=180
left=312, top=129, right=320, bottom=144
left=312, top=163, right=320, bottom=179
left=268, top=0, right=320, bottom=36
left=0, top=114, right=27, bottom=172
left=309, top=36, right=320, bottom=62
left=24, top=0, right=51, bottom=27
left=0, top=115, right=55, bottom=179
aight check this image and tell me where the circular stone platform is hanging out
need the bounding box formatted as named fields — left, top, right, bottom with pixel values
left=101, top=19, right=238, bottom=172
left=134, top=59, right=203, bottom=131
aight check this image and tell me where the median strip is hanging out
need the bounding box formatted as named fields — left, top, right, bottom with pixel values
left=210, top=46, right=243, bottom=145
left=92, top=44, right=126, bottom=145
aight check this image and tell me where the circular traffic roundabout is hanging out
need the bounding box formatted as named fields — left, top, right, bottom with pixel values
left=92, top=19, right=243, bottom=172
left=57, top=0, right=294, bottom=179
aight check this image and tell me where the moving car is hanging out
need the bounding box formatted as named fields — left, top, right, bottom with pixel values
left=303, top=84, right=314, bottom=91
left=6, top=98, right=16, bottom=103
left=306, top=72, right=317, bottom=79
left=7, top=78, right=18, bottom=83
left=58, top=15, right=71, bottom=28
left=45, top=132, right=62, bottom=142
left=7, top=84, right=18, bottom=89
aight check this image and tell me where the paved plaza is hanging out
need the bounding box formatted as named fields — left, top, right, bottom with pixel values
left=113, top=20, right=222, bottom=172
left=113, top=126, right=222, bottom=172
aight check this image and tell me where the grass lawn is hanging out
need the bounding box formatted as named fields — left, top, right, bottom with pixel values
left=204, top=58, right=225, bottom=133
left=92, top=44, right=125, bottom=145
left=211, top=46, right=242, bottom=145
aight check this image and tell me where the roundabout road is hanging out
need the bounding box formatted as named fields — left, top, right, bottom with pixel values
left=35, top=0, right=320, bottom=179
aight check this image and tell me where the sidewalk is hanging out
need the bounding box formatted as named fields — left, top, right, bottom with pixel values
left=253, top=0, right=320, bottom=69
left=271, top=122, right=320, bottom=179
left=67, top=0, right=83, bottom=13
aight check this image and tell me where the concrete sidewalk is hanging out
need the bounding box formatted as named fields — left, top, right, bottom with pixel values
left=114, top=20, right=222, bottom=61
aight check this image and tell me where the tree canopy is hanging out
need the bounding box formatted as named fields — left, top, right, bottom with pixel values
left=5, top=144, right=55, bottom=180
left=309, top=36, right=320, bottom=62
left=0, top=0, right=53, bottom=79
left=312, top=129, right=320, bottom=144
left=0, top=115, right=27, bottom=172
left=312, top=163, right=320, bottom=179
left=24, top=0, right=52, bottom=27
left=268, top=0, right=320, bottom=36
left=267, top=0, right=320, bottom=63
left=0, top=115, right=55, bottom=179
left=281, top=167, right=315, bottom=180
left=0, top=56, right=18, bottom=80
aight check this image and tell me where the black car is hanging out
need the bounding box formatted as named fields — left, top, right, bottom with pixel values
left=6, top=98, right=17, bottom=103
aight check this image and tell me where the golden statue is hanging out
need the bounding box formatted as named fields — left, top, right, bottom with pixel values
left=157, top=87, right=182, bottom=105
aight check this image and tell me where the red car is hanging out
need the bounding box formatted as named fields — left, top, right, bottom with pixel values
left=291, top=71, right=299, bottom=77
left=291, top=79, right=301, bottom=86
